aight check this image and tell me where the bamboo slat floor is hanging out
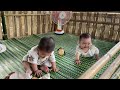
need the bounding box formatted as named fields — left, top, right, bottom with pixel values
left=0, top=32, right=118, bottom=79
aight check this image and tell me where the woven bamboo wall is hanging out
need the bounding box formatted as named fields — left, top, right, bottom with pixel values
left=0, top=11, right=120, bottom=42
left=3, top=11, right=53, bottom=39
left=64, top=12, right=120, bottom=42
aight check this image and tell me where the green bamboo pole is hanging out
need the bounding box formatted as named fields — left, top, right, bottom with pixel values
left=1, top=11, right=8, bottom=40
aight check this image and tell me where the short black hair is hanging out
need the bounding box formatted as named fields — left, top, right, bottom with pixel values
left=38, top=37, right=55, bottom=53
left=79, top=33, right=91, bottom=41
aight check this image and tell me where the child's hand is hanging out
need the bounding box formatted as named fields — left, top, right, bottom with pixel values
left=75, top=60, right=81, bottom=65
left=95, top=54, right=99, bottom=61
left=51, top=62, right=59, bottom=72
left=52, top=65, right=59, bottom=72
left=34, top=70, right=42, bottom=77
left=52, top=65, right=57, bottom=72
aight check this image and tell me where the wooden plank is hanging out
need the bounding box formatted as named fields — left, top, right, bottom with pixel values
left=99, top=55, right=120, bottom=79
left=15, top=11, right=20, bottom=37
left=4, top=11, right=8, bottom=14
left=49, top=12, right=55, bottom=32
left=113, top=17, right=120, bottom=41
left=40, top=13, right=43, bottom=34
left=5, top=16, right=9, bottom=38
left=69, top=21, right=73, bottom=34
left=65, top=13, right=73, bottom=34
left=100, top=14, right=107, bottom=40
left=81, top=23, right=87, bottom=34
left=81, top=12, right=87, bottom=34
left=47, top=14, right=51, bottom=32
left=77, top=12, right=83, bottom=35
left=42, top=12, right=47, bottom=33
left=48, top=14, right=52, bottom=32
left=113, top=26, right=119, bottom=41
left=116, top=17, right=120, bottom=41
left=51, top=22, right=55, bottom=32
left=26, top=11, right=32, bottom=35
left=86, top=12, right=90, bottom=33
left=24, top=12, right=28, bottom=36
left=19, top=11, right=25, bottom=36
left=113, top=27, right=118, bottom=41
left=1, top=11, right=8, bottom=40
left=91, top=12, right=99, bottom=39
left=95, top=24, right=100, bottom=39
left=104, top=25, right=111, bottom=40
left=109, top=14, right=116, bottom=41
left=98, top=14, right=104, bottom=39
left=89, top=23, right=93, bottom=35
left=32, top=11, right=37, bottom=35
left=37, top=11, right=40, bottom=34
left=0, top=17, right=3, bottom=39
left=4, top=14, right=51, bottom=16
left=12, top=11, right=16, bottom=38
left=69, top=19, right=120, bottom=25
left=75, top=13, right=80, bottom=35
left=72, top=13, right=76, bottom=34
left=63, top=20, right=67, bottom=33
left=99, top=25, right=105, bottom=40
left=66, top=20, right=71, bottom=33
left=90, top=12, right=95, bottom=21
left=42, top=14, right=46, bottom=33
left=96, top=13, right=103, bottom=39
left=72, top=12, right=120, bottom=15
left=44, top=14, right=49, bottom=33
left=78, top=41, right=120, bottom=79
left=7, top=11, right=15, bottom=38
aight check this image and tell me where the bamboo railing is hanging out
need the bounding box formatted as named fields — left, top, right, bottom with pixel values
left=99, top=55, right=120, bottom=79
left=78, top=41, right=120, bottom=79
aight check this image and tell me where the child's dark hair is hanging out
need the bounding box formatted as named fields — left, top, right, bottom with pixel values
left=38, top=37, right=55, bottom=53
left=79, top=33, right=91, bottom=41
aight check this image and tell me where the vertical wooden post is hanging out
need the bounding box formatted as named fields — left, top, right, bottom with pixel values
left=1, top=11, right=8, bottom=40
left=116, top=17, right=120, bottom=42
left=72, top=13, right=76, bottom=34
left=109, top=14, right=115, bottom=41
left=32, top=11, right=37, bottom=35
left=15, top=11, right=20, bottom=37
left=27, top=11, right=32, bottom=36
left=91, top=12, right=98, bottom=39
left=100, top=13, right=106, bottom=40
left=20, top=11, right=25, bottom=36
left=78, top=12, right=83, bottom=35
left=86, top=12, right=90, bottom=33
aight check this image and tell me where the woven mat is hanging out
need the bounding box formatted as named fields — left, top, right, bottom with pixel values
left=0, top=32, right=117, bottom=79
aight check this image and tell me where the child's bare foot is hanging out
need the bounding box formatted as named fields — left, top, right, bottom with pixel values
left=4, top=72, right=15, bottom=79
left=26, top=69, right=32, bottom=75
left=40, top=65, right=50, bottom=73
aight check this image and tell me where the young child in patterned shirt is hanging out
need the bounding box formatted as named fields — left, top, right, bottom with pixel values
left=22, top=37, right=58, bottom=77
